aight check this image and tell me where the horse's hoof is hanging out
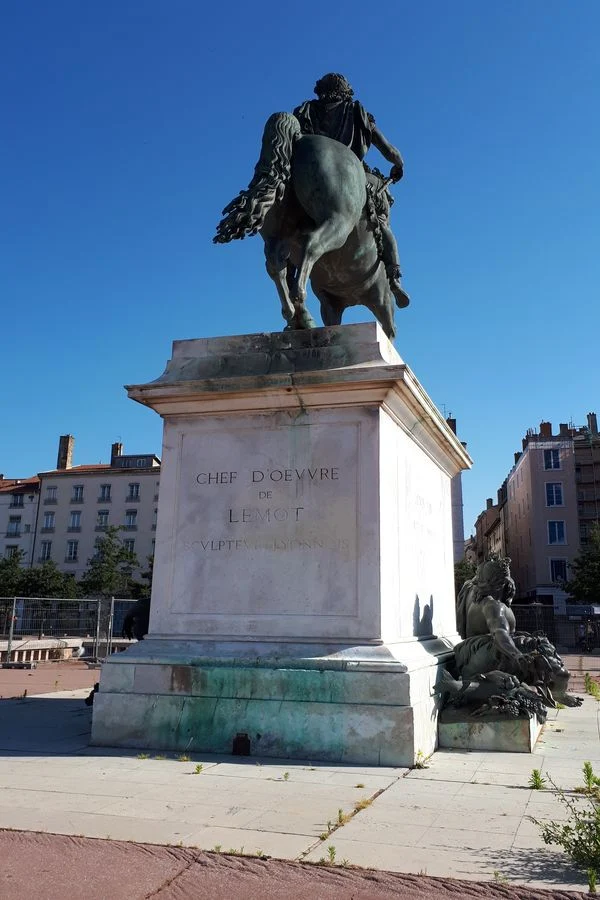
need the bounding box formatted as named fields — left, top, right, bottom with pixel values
left=297, top=313, right=317, bottom=329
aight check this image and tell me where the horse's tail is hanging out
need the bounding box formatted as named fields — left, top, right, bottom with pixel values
left=214, top=112, right=301, bottom=244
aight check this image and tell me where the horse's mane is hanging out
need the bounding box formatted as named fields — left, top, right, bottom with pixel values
left=214, top=113, right=301, bottom=244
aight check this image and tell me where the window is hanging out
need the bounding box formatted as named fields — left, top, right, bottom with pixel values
left=97, top=510, right=109, bottom=527
left=127, top=483, right=140, bottom=500
left=5, top=546, right=18, bottom=558
left=40, top=541, right=52, bottom=561
left=99, top=484, right=111, bottom=502
left=43, top=511, right=55, bottom=530
left=546, top=483, right=563, bottom=506
left=72, top=485, right=84, bottom=502
left=152, top=508, right=158, bottom=530
left=46, top=486, right=57, bottom=502
left=7, top=516, right=21, bottom=537
left=68, top=510, right=81, bottom=530
left=125, top=510, right=137, bottom=528
left=544, top=448, right=560, bottom=470
left=10, top=494, right=24, bottom=508
left=123, top=538, right=135, bottom=553
left=550, top=559, right=568, bottom=582
left=66, top=540, right=79, bottom=561
left=548, top=521, right=566, bottom=544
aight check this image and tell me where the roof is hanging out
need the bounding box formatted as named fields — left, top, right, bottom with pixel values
left=0, top=477, right=40, bottom=494
left=38, top=465, right=113, bottom=477
left=37, top=463, right=160, bottom=477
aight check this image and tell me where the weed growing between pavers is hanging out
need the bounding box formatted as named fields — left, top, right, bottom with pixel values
left=530, top=761, right=600, bottom=890
left=585, top=673, right=600, bottom=701
left=412, top=749, right=430, bottom=769
left=528, top=769, right=547, bottom=789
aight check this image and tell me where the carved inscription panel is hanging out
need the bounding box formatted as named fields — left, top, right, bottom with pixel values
left=170, top=422, right=360, bottom=617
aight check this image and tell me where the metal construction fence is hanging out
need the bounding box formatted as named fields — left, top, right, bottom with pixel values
left=0, top=596, right=138, bottom=663
left=511, top=605, right=600, bottom=652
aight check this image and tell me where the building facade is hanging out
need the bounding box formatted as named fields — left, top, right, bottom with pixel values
left=31, top=436, right=160, bottom=581
left=472, top=414, right=600, bottom=612
left=0, top=477, right=40, bottom=565
left=446, top=418, right=467, bottom=563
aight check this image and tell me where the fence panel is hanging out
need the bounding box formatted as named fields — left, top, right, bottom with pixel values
left=0, top=596, right=139, bottom=663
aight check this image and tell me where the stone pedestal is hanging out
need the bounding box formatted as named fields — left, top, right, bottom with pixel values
left=438, top=708, right=543, bottom=753
left=91, top=324, right=471, bottom=766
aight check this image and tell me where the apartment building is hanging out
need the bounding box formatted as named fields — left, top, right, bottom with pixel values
left=472, top=414, right=600, bottom=612
left=0, top=477, right=40, bottom=564
left=32, top=436, right=160, bottom=580
left=574, top=413, right=600, bottom=549
left=473, top=497, right=502, bottom=563
left=446, top=417, right=467, bottom=563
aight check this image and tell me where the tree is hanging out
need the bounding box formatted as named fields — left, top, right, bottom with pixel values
left=454, top=558, right=476, bottom=599
left=0, top=549, right=25, bottom=598
left=19, top=562, right=80, bottom=635
left=20, top=561, right=79, bottom=599
left=130, top=555, right=154, bottom=600
left=565, top=524, right=600, bottom=604
left=79, top=527, right=139, bottom=598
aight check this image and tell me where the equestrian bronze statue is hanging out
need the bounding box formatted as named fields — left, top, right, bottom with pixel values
left=214, top=73, right=409, bottom=338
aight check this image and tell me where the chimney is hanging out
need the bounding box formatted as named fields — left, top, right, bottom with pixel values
left=588, top=413, right=598, bottom=435
left=56, top=435, right=74, bottom=470
left=446, top=417, right=457, bottom=435
left=559, top=423, right=570, bottom=436
left=486, top=497, right=493, bottom=510
left=514, top=451, right=522, bottom=464
left=539, top=421, right=552, bottom=438
left=111, top=442, right=123, bottom=465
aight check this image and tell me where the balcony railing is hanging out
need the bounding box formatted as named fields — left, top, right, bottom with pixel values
left=44, top=498, right=58, bottom=505
left=126, top=496, right=140, bottom=503
left=97, top=496, right=112, bottom=503
left=40, top=527, right=55, bottom=534
left=67, top=526, right=82, bottom=533
left=5, top=531, right=21, bottom=538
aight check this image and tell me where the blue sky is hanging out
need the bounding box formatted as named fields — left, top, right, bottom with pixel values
left=2, top=0, right=599, bottom=537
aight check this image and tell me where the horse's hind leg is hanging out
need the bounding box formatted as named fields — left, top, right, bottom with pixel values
left=264, top=238, right=295, bottom=325
left=290, top=215, right=351, bottom=304
left=313, top=287, right=343, bottom=328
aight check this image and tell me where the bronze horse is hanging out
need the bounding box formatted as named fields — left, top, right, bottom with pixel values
left=214, top=112, right=401, bottom=339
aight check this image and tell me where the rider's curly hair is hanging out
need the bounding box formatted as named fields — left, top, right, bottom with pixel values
left=314, top=73, right=353, bottom=102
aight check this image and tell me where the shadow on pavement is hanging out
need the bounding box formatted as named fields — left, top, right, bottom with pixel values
left=0, top=696, right=93, bottom=755
left=480, top=846, right=584, bottom=890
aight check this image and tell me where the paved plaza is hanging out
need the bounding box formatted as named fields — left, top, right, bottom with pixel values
left=0, top=657, right=596, bottom=898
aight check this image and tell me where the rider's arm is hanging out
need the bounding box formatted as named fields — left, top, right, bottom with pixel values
left=370, top=125, right=404, bottom=178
